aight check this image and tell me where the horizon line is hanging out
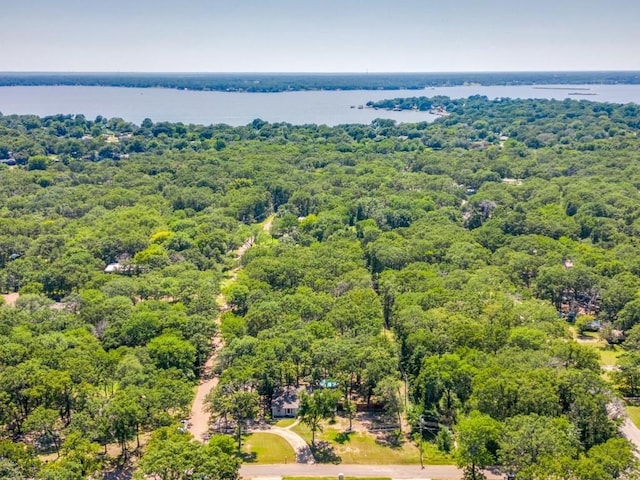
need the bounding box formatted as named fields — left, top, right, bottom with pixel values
left=1, top=70, right=640, bottom=75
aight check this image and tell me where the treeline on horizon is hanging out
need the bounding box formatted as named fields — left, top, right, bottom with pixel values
left=1, top=71, right=640, bottom=92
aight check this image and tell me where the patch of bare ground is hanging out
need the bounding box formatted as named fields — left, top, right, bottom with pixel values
left=1, top=292, right=19, bottom=306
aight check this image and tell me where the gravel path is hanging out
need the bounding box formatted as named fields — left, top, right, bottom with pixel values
left=188, top=352, right=221, bottom=441
left=188, top=216, right=274, bottom=442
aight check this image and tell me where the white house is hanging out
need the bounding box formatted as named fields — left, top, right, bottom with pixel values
left=271, top=386, right=301, bottom=418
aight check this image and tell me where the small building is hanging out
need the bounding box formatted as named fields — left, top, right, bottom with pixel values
left=271, top=386, right=300, bottom=418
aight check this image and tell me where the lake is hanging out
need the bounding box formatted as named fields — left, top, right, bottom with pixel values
left=1, top=84, right=639, bottom=126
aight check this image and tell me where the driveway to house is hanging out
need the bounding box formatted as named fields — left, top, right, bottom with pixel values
left=189, top=216, right=274, bottom=441
left=240, top=463, right=501, bottom=480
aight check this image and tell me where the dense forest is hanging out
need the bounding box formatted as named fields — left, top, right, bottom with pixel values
left=1, top=71, right=639, bottom=92
left=1, top=95, right=640, bottom=479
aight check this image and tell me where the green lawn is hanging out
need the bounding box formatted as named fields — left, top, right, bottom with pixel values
left=597, top=345, right=623, bottom=367
left=578, top=341, right=622, bottom=382
left=291, top=421, right=454, bottom=465
left=578, top=331, right=599, bottom=340
left=573, top=334, right=622, bottom=368
left=291, top=421, right=312, bottom=443
left=275, top=418, right=297, bottom=428
left=243, top=432, right=296, bottom=464
left=627, top=406, right=640, bottom=429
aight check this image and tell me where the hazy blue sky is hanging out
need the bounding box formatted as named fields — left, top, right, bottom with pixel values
left=3, top=0, right=639, bottom=72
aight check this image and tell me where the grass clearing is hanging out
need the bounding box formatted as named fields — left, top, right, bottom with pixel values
left=218, top=276, right=236, bottom=293
left=627, top=406, right=640, bottom=428
left=291, top=420, right=453, bottom=465
left=598, top=345, right=623, bottom=367
left=579, top=331, right=599, bottom=340
left=291, top=421, right=312, bottom=444
left=243, top=432, right=296, bottom=464
left=275, top=418, right=297, bottom=428
left=575, top=336, right=623, bottom=368
left=580, top=341, right=622, bottom=382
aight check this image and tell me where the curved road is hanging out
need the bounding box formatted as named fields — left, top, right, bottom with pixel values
left=621, top=418, right=640, bottom=458
left=239, top=417, right=640, bottom=480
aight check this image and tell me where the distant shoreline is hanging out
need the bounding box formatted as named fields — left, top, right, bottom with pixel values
left=0, top=71, right=638, bottom=93
left=533, top=87, right=592, bottom=91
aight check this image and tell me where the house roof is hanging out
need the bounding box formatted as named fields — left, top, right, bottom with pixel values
left=272, top=386, right=300, bottom=410
left=319, top=379, right=339, bottom=389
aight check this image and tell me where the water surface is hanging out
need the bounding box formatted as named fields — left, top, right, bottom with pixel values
left=0, top=84, right=639, bottom=126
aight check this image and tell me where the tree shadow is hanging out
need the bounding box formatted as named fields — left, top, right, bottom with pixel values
left=241, top=451, right=258, bottom=463
left=374, top=429, right=404, bottom=449
left=102, top=460, right=135, bottom=480
left=295, top=445, right=315, bottom=464
left=311, top=441, right=342, bottom=464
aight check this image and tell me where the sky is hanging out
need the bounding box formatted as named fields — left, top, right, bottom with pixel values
left=2, top=0, right=640, bottom=72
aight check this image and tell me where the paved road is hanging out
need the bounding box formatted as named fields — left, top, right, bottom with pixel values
left=240, top=464, right=501, bottom=480
left=621, top=418, right=640, bottom=458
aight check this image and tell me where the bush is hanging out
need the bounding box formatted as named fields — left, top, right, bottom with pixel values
left=435, top=427, right=453, bottom=453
